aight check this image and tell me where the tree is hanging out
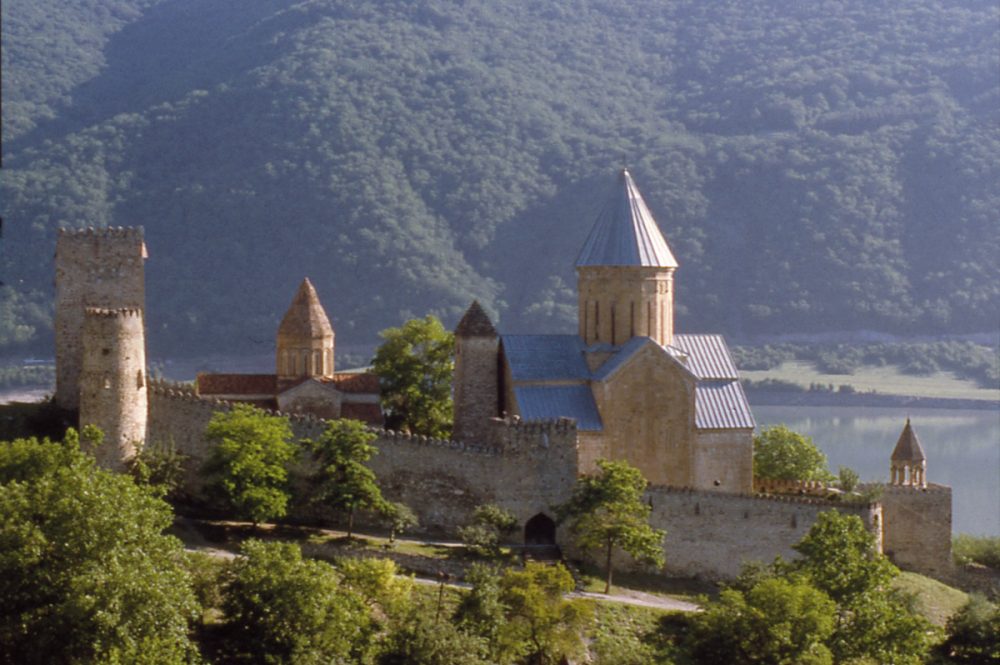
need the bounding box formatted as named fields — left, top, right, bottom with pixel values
left=939, top=594, right=1000, bottom=664
left=306, top=418, right=386, bottom=537
left=558, top=459, right=665, bottom=593
left=499, top=562, right=592, bottom=665
left=378, top=609, right=489, bottom=665
left=686, top=575, right=837, bottom=665
left=454, top=564, right=507, bottom=662
left=792, top=511, right=932, bottom=664
left=372, top=315, right=454, bottom=438
left=221, top=539, right=372, bottom=664
left=382, top=501, right=419, bottom=544
left=459, top=503, right=518, bottom=558
left=754, top=424, right=833, bottom=482
left=203, top=404, right=296, bottom=525
left=0, top=433, right=200, bottom=664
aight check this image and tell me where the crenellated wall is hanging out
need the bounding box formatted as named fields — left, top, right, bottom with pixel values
left=633, top=487, right=880, bottom=579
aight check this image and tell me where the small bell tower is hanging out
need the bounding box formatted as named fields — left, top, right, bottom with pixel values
left=890, top=418, right=927, bottom=488
left=276, top=278, right=335, bottom=386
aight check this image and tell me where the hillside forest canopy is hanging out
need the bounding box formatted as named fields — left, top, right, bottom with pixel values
left=1, top=0, right=997, bottom=360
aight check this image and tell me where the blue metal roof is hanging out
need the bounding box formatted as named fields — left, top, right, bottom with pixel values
left=575, top=169, right=678, bottom=268
left=514, top=385, right=603, bottom=431
left=672, top=335, right=740, bottom=380
left=501, top=335, right=590, bottom=382
left=592, top=336, right=654, bottom=381
left=694, top=381, right=756, bottom=430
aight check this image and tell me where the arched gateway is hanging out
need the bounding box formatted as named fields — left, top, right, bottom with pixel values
left=524, top=513, right=557, bottom=547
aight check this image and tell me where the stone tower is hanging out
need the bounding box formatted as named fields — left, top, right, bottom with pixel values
left=55, top=227, right=147, bottom=409
left=576, top=169, right=678, bottom=347
left=890, top=418, right=927, bottom=488
left=276, top=278, right=335, bottom=386
left=453, top=300, right=500, bottom=442
left=79, top=307, right=147, bottom=471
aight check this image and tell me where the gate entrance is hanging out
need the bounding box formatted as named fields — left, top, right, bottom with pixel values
left=524, top=513, right=557, bottom=547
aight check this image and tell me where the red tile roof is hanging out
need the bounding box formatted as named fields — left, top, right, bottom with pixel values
left=323, top=372, right=380, bottom=394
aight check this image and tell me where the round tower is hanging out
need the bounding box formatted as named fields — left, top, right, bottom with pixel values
left=79, top=307, right=148, bottom=471
left=276, top=278, right=335, bottom=385
left=453, top=300, right=500, bottom=443
left=576, top=169, right=678, bottom=347
left=890, top=418, right=927, bottom=488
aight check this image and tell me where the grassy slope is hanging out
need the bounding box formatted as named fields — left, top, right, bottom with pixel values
left=893, top=571, right=969, bottom=627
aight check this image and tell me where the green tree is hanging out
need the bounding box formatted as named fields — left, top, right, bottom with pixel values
left=792, top=511, right=931, bottom=664
left=382, top=500, right=419, bottom=544
left=558, top=459, right=665, bottom=593
left=0, top=433, right=200, bottom=664
left=203, top=404, right=296, bottom=525
left=372, top=315, right=454, bottom=438
left=306, top=418, right=386, bottom=537
left=459, top=503, right=519, bottom=558
left=499, top=562, right=592, bottom=665
left=754, top=425, right=833, bottom=482
left=686, top=575, right=837, bottom=665
left=938, top=594, right=1000, bottom=664
left=221, top=539, right=372, bottom=664
left=378, top=609, right=489, bottom=665
left=454, top=564, right=507, bottom=661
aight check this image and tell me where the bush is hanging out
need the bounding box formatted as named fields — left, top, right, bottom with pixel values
left=953, top=535, right=1000, bottom=571
left=459, top=504, right=518, bottom=558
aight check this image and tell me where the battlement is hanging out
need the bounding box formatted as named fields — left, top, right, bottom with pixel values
left=373, top=428, right=501, bottom=457
left=754, top=477, right=839, bottom=498
left=649, top=483, right=878, bottom=509
left=58, top=225, right=144, bottom=239
left=84, top=306, right=144, bottom=318
left=484, top=416, right=578, bottom=453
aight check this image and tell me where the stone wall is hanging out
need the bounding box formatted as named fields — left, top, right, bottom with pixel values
left=452, top=335, right=500, bottom=443
left=693, top=429, right=754, bottom=493
left=643, top=487, right=880, bottom=579
left=880, top=483, right=953, bottom=578
left=147, top=385, right=578, bottom=536
left=577, top=265, right=675, bottom=346
left=55, top=227, right=146, bottom=409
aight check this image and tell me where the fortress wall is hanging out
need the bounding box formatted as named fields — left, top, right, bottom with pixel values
left=639, top=488, right=880, bottom=579
left=880, top=483, right=953, bottom=578
left=147, top=385, right=577, bottom=533
left=693, top=429, right=754, bottom=494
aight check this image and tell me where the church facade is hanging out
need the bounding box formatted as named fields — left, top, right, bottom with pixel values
left=453, top=169, right=755, bottom=493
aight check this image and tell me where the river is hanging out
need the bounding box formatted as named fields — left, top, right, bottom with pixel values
left=753, top=405, right=1000, bottom=536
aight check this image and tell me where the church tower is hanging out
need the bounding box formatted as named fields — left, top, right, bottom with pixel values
left=576, top=169, right=678, bottom=347
left=276, top=278, right=334, bottom=385
left=890, top=418, right=927, bottom=488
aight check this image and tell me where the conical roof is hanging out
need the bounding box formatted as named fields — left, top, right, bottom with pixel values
left=455, top=300, right=497, bottom=337
left=891, top=418, right=926, bottom=462
left=576, top=169, right=678, bottom=268
left=278, top=278, right=334, bottom=339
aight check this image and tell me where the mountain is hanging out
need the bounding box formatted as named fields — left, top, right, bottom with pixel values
left=2, top=0, right=997, bottom=359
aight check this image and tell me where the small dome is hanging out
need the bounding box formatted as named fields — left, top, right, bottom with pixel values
left=891, top=418, right=927, bottom=462
left=278, top=278, right=334, bottom=340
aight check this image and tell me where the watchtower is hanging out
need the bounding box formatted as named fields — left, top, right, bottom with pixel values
left=79, top=307, right=148, bottom=470
left=55, top=227, right=146, bottom=409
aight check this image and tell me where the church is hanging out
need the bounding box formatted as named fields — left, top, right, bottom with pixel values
left=452, top=169, right=756, bottom=493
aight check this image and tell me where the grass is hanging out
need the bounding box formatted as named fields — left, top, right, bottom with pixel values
left=573, top=563, right=717, bottom=603
left=586, top=601, right=690, bottom=665
left=741, top=360, right=999, bottom=401
left=893, top=571, right=968, bottom=627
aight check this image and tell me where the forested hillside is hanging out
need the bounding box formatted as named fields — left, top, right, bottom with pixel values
left=2, top=0, right=997, bottom=358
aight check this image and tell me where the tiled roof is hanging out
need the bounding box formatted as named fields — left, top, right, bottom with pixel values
left=341, top=402, right=383, bottom=425
left=323, top=372, right=380, bottom=394
left=278, top=278, right=334, bottom=340
left=694, top=381, right=756, bottom=430
left=513, top=385, right=603, bottom=431
left=197, top=373, right=278, bottom=396
left=455, top=300, right=497, bottom=337
left=501, top=335, right=590, bottom=382
left=575, top=169, right=678, bottom=268
left=891, top=418, right=926, bottom=462
left=672, top=334, right=740, bottom=380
